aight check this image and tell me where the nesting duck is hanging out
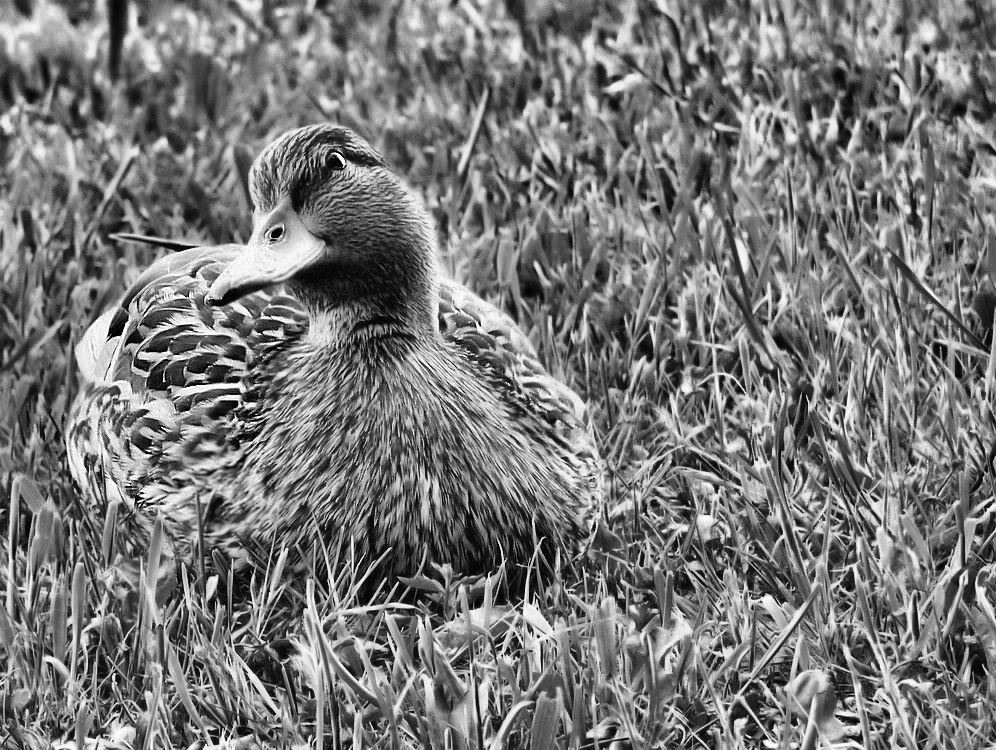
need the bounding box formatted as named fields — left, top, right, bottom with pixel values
left=67, top=124, right=603, bottom=578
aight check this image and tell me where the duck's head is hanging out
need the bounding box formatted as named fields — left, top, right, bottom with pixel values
left=206, top=124, right=439, bottom=338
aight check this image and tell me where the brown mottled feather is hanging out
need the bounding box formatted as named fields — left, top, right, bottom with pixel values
left=68, top=246, right=601, bottom=571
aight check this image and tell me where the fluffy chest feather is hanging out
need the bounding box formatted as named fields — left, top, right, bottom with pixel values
left=224, top=336, right=584, bottom=571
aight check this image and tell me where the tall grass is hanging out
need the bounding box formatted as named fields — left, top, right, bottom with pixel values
left=3, top=0, right=996, bottom=747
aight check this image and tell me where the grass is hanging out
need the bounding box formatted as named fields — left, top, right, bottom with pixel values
left=3, top=0, right=996, bottom=747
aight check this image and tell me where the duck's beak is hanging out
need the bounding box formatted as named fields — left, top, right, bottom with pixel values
left=205, top=199, right=326, bottom=306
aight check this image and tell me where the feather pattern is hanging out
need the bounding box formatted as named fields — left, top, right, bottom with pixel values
left=68, top=247, right=601, bottom=572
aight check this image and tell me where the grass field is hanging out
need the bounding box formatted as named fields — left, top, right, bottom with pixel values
left=3, top=0, right=996, bottom=747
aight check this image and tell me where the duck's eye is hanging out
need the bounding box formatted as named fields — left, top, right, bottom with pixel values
left=327, top=151, right=347, bottom=171
left=267, top=224, right=285, bottom=242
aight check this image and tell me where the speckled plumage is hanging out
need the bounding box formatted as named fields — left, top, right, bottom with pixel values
left=67, top=125, right=603, bottom=577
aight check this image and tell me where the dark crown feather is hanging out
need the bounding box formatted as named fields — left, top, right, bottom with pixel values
left=249, top=124, right=387, bottom=210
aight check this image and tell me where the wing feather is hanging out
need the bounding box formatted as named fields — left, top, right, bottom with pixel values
left=437, top=280, right=603, bottom=537
left=437, top=279, right=598, bottom=476
left=66, top=245, right=310, bottom=548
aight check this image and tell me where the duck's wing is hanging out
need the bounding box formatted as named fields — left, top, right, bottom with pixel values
left=66, top=245, right=308, bottom=546
left=438, top=279, right=589, bottom=419
left=436, top=279, right=603, bottom=508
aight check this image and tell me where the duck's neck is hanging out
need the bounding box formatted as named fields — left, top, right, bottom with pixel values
left=302, top=297, right=439, bottom=349
left=289, top=253, right=441, bottom=348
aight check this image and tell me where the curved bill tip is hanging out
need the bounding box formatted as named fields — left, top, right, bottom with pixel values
left=205, top=276, right=258, bottom=307
left=203, top=289, right=224, bottom=307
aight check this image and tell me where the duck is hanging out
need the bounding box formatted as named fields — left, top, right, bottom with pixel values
left=66, top=124, right=603, bottom=580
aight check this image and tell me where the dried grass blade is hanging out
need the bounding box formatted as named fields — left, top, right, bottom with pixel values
left=885, top=246, right=986, bottom=351
left=167, top=644, right=210, bottom=736
left=457, top=85, right=491, bottom=182
left=50, top=572, right=67, bottom=664
left=109, top=233, right=200, bottom=252
left=83, top=145, right=139, bottom=248
left=529, top=693, right=561, bottom=750
left=737, top=581, right=823, bottom=695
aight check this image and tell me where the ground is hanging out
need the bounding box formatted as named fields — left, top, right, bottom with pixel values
left=2, top=0, right=996, bottom=748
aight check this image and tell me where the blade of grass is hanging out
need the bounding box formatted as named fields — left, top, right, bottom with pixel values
left=109, top=232, right=201, bottom=252
left=885, top=245, right=986, bottom=352
left=736, top=581, right=823, bottom=698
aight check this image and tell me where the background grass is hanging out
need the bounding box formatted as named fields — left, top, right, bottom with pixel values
left=3, top=0, right=996, bottom=747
